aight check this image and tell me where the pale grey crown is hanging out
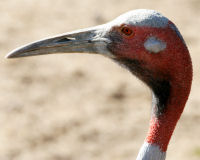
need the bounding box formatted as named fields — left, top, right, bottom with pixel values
left=111, top=9, right=169, bottom=28
left=110, top=9, right=185, bottom=44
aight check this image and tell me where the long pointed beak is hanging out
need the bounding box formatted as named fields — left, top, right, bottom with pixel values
left=6, top=25, right=112, bottom=58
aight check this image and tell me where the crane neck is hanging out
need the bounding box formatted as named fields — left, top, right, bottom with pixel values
left=138, top=58, right=192, bottom=160
left=136, top=73, right=192, bottom=160
left=115, top=45, right=192, bottom=160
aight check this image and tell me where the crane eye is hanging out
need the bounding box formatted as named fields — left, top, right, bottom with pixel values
left=121, top=27, right=134, bottom=36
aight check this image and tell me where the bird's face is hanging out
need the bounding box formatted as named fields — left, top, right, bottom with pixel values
left=6, top=9, right=189, bottom=87
left=106, top=23, right=176, bottom=81
left=105, top=10, right=188, bottom=83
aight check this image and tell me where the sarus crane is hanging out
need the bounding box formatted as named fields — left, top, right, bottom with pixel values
left=6, top=9, right=192, bottom=160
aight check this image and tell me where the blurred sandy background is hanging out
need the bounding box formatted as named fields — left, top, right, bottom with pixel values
left=0, top=0, right=200, bottom=160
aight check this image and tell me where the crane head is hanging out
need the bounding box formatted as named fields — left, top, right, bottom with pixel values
left=6, top=9, right=192, bottom=110
left=6, top=9, right=193, bottom=157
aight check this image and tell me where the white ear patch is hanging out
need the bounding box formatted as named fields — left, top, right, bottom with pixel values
left=144, top=36, right=166, bottom=53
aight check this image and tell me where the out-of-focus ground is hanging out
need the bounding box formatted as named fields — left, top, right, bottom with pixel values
left=0, top=0, right=200, bottom=160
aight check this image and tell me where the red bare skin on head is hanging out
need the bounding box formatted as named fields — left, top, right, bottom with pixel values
left=110, top=22, right=191, bottom=79
left=109, top=22, right=193, bottom=151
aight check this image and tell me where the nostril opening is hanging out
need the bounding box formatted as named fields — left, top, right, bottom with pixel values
left=56, top=37, right=74, bottom=43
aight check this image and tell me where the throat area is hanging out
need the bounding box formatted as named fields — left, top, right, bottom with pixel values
left=146, top=83, right=190, bottom=152
left=116, top=57, right=192, bottom=152
left=115, top=53, right=192, bottom=158
left=137, top=83, right=191, bottom=160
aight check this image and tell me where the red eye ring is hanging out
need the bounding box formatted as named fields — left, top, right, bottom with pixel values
left=121, top=26, right=134, bottom=36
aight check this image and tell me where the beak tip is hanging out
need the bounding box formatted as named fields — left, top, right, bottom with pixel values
left=5, top=47, right=25, bottom=59
left=5, top=54, right=12, bottom=59
left=5, top=49, right=23, bottom=59
left=5, top=52, right=15, bottom=59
